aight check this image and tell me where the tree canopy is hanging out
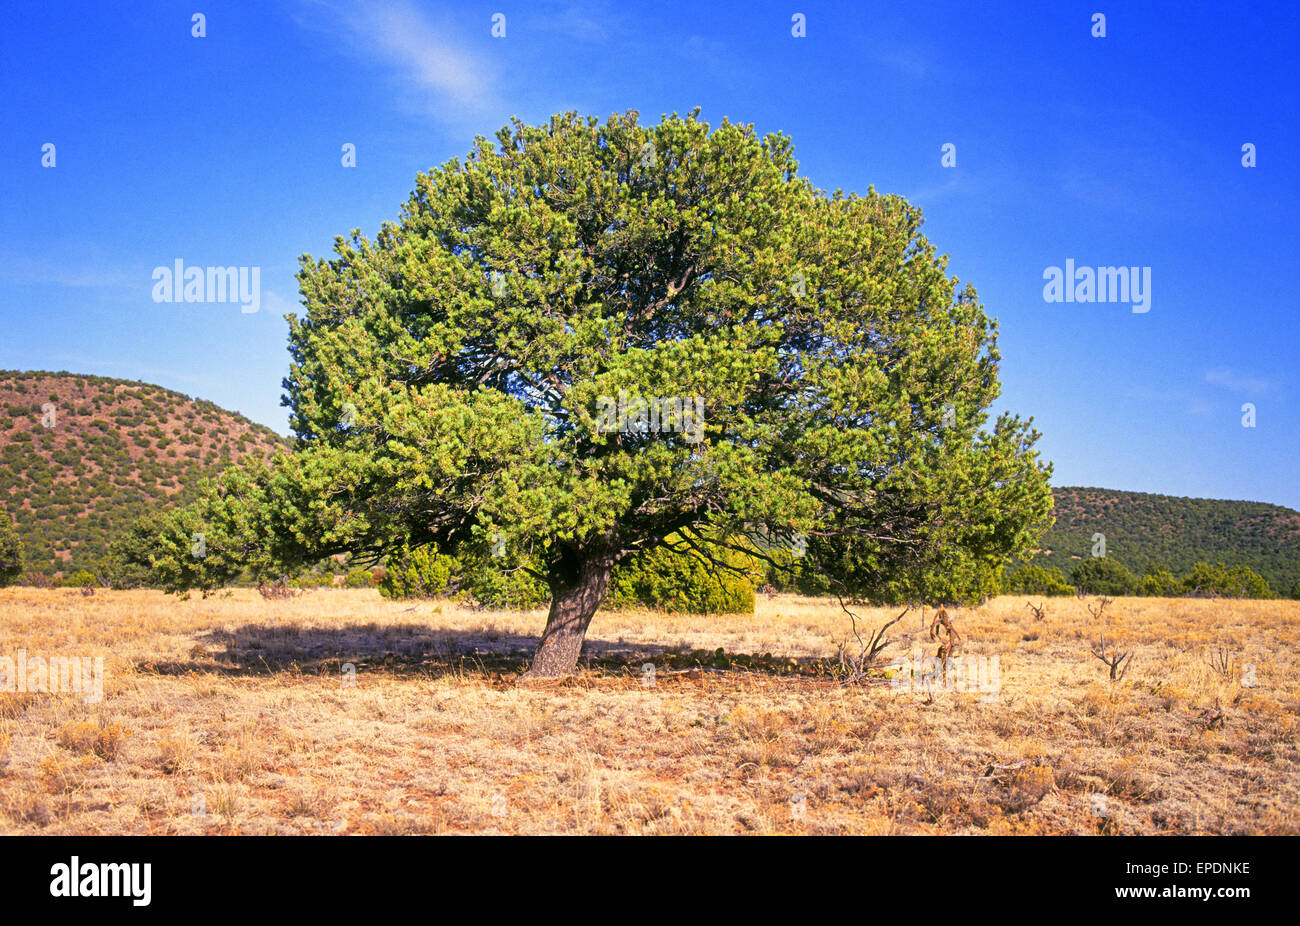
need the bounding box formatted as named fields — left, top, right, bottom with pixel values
left=137, top=110, right=1054, bottom=674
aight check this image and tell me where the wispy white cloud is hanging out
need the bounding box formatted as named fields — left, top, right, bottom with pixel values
left=1205, top=366, right=1275, bottom=396
left=1122, top=384, right=1226, bottom=418
left=291, top=0, right=499, bottom=120
left=902, top=173, right=992, bottom=208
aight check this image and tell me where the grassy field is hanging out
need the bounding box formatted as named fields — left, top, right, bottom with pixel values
left=0, top=587, right=1296, bottom=835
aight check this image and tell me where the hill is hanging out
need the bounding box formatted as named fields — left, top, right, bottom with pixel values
left=0, top=370, right=286, bottom=577
left=1033, top=486, right=1300, bottom=595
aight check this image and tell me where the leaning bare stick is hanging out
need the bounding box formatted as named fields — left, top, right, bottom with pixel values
left=1090, top=634, right=1134, bottom=682
left=836, top=605, right=909, bottom=684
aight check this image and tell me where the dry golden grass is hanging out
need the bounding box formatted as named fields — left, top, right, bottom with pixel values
left=0, top=587, right=1296, bottom=835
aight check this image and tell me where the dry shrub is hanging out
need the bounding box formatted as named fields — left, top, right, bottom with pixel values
left=801, top=703, right=851, bottom=754
left=0, top=693, right=41, bottom=720
left=210, top=730, right=263, bottom=782
left=1010, top=764, right=1055, bottom=803
left=915, top=779, right=970, bottom=823
left=730, top=706, right=788, bottom=743
left=211, top=785, right=241, bottom=825
left=1108, top=758, right=1162, bottom=803
left=989, top=762, right=1056, bottom=813
left=157, top=735, right=197, bottom=775
left=285, top=790, right=318, bottom=818
left=1078, top=685, right=1118, bottom=717
left=56, top=719, right=130, bottom=761
left=2, top=789, right=52, bottom=825
left=39, top=753, right=93, bottom=794
left=1152, top=683, right=1192, bottom=712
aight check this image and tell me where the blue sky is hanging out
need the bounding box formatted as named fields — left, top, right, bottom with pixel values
left=1, top=1, right=1297, bottom=507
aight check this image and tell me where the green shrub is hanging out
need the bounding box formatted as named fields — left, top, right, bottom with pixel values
left=1138, top=569, right=1181, bottom=597
left=344, top=566, right=374, bottom=588
left=378, top=545, right=459, bottom=599
left=609, top=535, right=755, bottom=614
left=379, top=542, right=547, bottom=607
left=1070, top=557, right=1139, bottom=596
left=289, top=570, right=335, bottom=589
left=1180, top=561, right=1272, bottom=599
left=762, top=534, right=1001, bottom=607
left=57, top=569, right=97, bottom=589
left=1001, top=563, right=1075, bottom=596
left=460, top=553, right=549, bottom=608
left=380, top=535, right=757, bottom=614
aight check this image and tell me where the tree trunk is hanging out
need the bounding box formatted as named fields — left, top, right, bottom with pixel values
left=526, top=554, right=614, bottom=677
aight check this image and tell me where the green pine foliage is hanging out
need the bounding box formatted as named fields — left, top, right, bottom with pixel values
left=459, top=552, right=550, bottom=610
left=1138, top=569, right=1181, bottom=597
left=998, top=559, right=1274, bottom=600
left=0, top=507, right=23, bottom=587
left=609, top=535, right=756, bottom=614
left=378, top=537, right=756, bottom=613
left=378, top=545, right=458, bottom=599
left=55, top=569, right=97, bottom=589
left=378, top=544, right=549, bottom=608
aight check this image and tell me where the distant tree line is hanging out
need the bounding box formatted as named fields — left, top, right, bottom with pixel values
left=1002, top=557, right=1284, bottom=599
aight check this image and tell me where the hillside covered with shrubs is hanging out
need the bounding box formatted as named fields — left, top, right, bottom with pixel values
left=0, top=370, right=286, bottom=578
left=1033, top=486, right=1300, bottom=595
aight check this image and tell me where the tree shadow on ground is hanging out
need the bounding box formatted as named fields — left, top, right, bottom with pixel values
left=131, top=622, right=830, bottom=681
left=133, top=622, right=680, bottom=680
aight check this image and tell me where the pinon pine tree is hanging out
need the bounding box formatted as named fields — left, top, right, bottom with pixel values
left=160, top=110, right=1053, bottom=676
